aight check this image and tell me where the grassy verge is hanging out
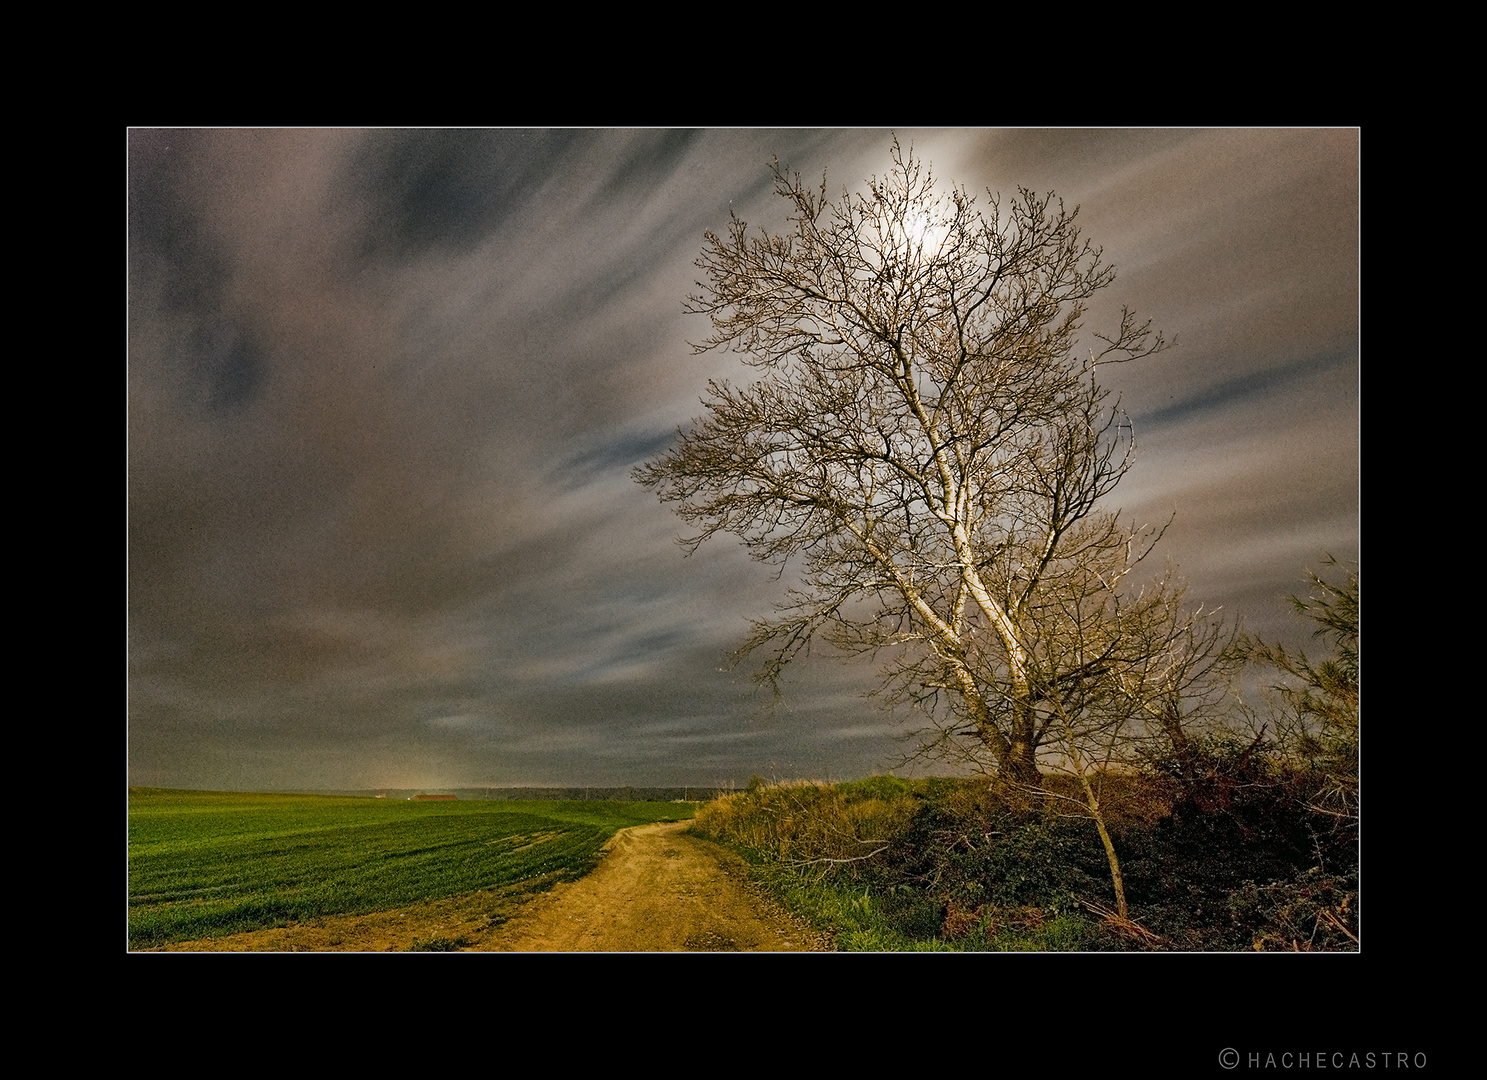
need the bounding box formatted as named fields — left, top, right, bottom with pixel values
left=687, top=776, right=1110, bottom=952
left=687, top=770, right=1356, bottom=951
left=128, top=788, right=692, bottom=949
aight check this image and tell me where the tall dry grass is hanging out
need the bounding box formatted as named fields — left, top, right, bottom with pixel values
left=691, top=776, right=918, bottom=880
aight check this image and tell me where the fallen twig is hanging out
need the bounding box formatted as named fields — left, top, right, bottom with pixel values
left=1079, top=897, right=1167, bottom=947
left=1316, top=906, right=1359, bottom=945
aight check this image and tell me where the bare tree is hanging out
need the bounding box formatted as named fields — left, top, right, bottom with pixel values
left=638, top=140, right=1208, bottom=787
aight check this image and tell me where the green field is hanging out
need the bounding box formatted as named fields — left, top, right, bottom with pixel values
left=128, top=788, right=694, bottom=949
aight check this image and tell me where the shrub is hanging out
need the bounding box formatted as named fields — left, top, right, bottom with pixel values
left=1124, top=735, right=1358, bottom=949
left=1228, top=868, right=1358, bottom=951
left=885, top=791, right=1111, bottom=917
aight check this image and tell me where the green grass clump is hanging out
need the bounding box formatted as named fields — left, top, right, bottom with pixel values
left=128, top=790, right=691, bottom=949
left=407, top=935, right=473, bottom=952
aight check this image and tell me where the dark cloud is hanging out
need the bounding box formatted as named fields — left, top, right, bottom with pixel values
left=128, top=129, right=1358, bottom=791
left=1132, top=348, right=1357, bottom=430
left=353, top=129, right=591, bottom=258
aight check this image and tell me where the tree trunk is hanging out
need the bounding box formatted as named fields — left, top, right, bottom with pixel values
left=1006, top=695, right=1042, bottom=787
left=1076, top=771, right=1128, bottom=919
left=1161, top=709, right=1199, bottom=788
left=963, top=677, right=1042, bottom=787
left=1005, top=730, right=1042, bottom=787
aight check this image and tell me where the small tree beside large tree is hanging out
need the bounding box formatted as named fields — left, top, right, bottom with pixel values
left=1243, top=557, right=1359, bottom=830
left=638, top=141, right=1224, bottom=794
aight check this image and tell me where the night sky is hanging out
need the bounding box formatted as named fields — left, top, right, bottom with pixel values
left=127, top=129, right=1359, bottom=792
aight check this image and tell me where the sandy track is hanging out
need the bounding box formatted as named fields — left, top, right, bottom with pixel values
left=482, top=821, right=830, bottom=952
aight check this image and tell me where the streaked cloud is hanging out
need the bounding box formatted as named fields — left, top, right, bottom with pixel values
left=129, top=129, right=1358, bottom=790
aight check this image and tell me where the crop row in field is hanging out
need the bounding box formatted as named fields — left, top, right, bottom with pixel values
left=128, top=789, right=692, bottom=948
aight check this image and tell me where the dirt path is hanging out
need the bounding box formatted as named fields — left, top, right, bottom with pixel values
left=147, top=821, right=831, bottom=953
left=483, top=821, right=830, bottom=951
